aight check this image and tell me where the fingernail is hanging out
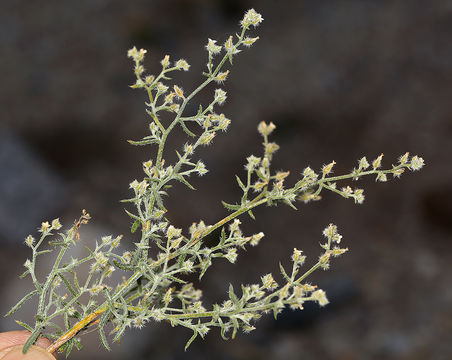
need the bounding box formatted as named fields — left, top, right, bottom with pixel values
left=2, top=345, right=55, bottom=360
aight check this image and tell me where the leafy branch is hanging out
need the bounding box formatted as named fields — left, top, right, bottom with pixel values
left=5, top=9, right=424, bottom=357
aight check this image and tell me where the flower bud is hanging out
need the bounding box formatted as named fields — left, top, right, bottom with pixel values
left=161, top=54, right=170, bottom=68
left=214, top=70, right=230, bottom=84
left=372, top=153, right=384, bottom=170
left=25, top=235, right=35, bottom=247
left=322, top=161, right=336, bottom=176
left=399, top=152, right=409, bottom=164
left=243, top=36, right=259, bottom=47
left=173, top=85, right=184, bottom=99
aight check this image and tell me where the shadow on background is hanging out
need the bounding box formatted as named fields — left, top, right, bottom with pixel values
left=1, top=1, right=451, bottom=359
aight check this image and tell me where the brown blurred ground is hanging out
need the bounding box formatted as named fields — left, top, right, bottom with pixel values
left=0, top=1, right=451, bottom=359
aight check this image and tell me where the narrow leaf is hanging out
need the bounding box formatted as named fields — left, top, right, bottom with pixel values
left=218, top=318, right=229, bottom=340
left=255, top=169, right=267, bottom=181
left=48, top=241, right=66, bottom=246
left=58, top=274, right=79, bottom=298
left=64, top=311, right=70, bottom=331
left=127, top=138, right=159, bottom=146
left=199, top=260, right=211, bottom=280
left=22, top=327, right=42, bottom=354
left=167, top=275, right=187, bottom=284
left=228, top=284, right=240, bottom=307
left=98, top=312, right=111, bottom=351
left=273, top=306, right=279, bottom=320
left=19, top=270, right=30, bottom=279
left=15, top=320, right=33, bottom=332
left=65, top=338, right=74, bottom=357
left=221, top=201, right=241, bottom=211
left=113, top=260, right=135, bottom=271
left=231, top=317, right=239, bottom=339
left=180, top=121, right=196, bottom=137
left=247, top=210, right=256, bottom=220
left=72, top=272, right=81, bottom=292
left=284, top=199, right=298, bottom=210
left=5, top=290, right=38, bottom=316
left=219, top=228, right=226, bottom=246
left=241, top=192, right=248, bottom=205
left=36, top=250, right=53, bottom=255
left=73, top=337, right=83, bottom=351
left=112, top=322, right=127, bottom=343
left=184, top=329, right=198, bottom=351
left=131, top=220, right=140, bottom=234
left=279, top=263, right=291, bottom=283
left=124, top=209, right=141, bottom=221
left=235, top=175, right=246, bottom=191
left=175, top=175, right=195, bottom=190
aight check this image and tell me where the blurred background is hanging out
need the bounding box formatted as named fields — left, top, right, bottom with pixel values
left=0, top=1, right=451, bottom=359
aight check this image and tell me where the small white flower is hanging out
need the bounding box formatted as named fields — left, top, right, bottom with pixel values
left=156, top=82, right=169, bottom=94
left=39, top=221, right=51, bottom=233
left=51, top=218, right=62, bottom=230
left=25, top=235, right=35, bottom=248
left=312, top=289, right=329, bottom=306
left=241, top=9, right=264, bottom=28
left=175, top=59, right=190, bottom=71
left=195, top=161, right=208, bottom=176
left=261, top=273, right=278, bottom=290
left=206, top=38, right=221, bottom=54
left=376, top=172, right=388, bottom=182
left=199, top=132, right=215, bottom=145
left=127, top=47, right=147, bottom=62
left=358, top=156, right=370, bottom=170
left=250, top=232, right=264, bottom=246
left=410, top=155, right=424, bottom=171
left=302, top=167, right=318, bottom=181
left=225, top=248, right=238, bottom=263
left=257, top=121, right=276, bottom=136
left=214, top=88, right=227, bottom=105
left=166, top=225, right=182, bottom=240
left=246, top=155, right=261, bottom=171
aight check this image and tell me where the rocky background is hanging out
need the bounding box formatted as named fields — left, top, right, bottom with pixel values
left=1, top=1, right=451, bottom=359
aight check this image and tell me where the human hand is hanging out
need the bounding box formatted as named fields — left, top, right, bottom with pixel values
left=0, top=331, right=55, bottom=360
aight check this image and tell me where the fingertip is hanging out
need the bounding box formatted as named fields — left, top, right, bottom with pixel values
left=1, top=345, right=55, bottom=360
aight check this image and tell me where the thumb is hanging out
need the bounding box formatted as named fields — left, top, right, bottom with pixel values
left=1, top=345, right=55, bottom=360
